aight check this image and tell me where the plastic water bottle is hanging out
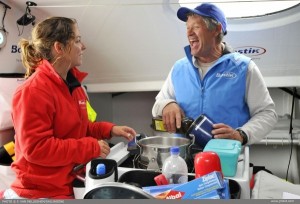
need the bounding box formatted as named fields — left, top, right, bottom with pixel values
left=162, top=146, right=188, bottom=184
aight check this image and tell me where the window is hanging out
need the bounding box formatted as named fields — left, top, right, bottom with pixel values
left=179, top=0, right=300, bottom=18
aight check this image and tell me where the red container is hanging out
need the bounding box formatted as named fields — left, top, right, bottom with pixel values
left=194, top=151, right=223, bottom=178
left=154, top=174, right=169, bottom=186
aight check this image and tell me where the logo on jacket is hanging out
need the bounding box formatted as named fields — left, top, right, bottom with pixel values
left=78, top=100, right=86, bottom=109
left=216, top=72, right=237, bottom=79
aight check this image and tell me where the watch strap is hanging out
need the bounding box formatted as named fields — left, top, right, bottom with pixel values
left=237, top=129, right=248, bottom=145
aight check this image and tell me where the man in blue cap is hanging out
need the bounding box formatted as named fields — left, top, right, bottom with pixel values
left=152, top=3, right=278, bottom=146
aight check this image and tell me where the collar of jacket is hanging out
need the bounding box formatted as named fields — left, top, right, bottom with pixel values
left=184, top=42, right=232, bottom=67
left=37, top=59, right=88, bottom=84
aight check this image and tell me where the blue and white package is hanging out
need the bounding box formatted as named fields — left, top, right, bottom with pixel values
left=194, top=179, right=230, bottom=200
left=195, top=190, right=222, bottom=199
left=155, top=171, right=226, bottom=199
left=142, top=184, right=179, bottom=197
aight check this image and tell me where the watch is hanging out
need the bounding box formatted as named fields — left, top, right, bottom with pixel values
left=237, top=129, right=248, bottom=145
left=0, top=29, right=7, bottom=49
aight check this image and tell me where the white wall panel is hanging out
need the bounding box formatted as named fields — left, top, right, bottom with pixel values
left=1, top=1, right=299, bottom=92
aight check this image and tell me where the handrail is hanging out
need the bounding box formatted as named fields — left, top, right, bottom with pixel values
left=255, top=138, right=300, bottom=146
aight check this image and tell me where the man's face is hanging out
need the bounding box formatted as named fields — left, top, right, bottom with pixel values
left=186, top=15, right=217, bottom=59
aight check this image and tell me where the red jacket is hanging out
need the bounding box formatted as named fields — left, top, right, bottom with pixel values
left=10, top=60, right=114, bottom=198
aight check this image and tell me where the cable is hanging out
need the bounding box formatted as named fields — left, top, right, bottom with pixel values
left=16, top=6, right=31, bottom=36
left=0, top=1, right=10, bottom=33
left=16, top=1, right=37, bottom=36
left=285, top=87, right=296, bottom=181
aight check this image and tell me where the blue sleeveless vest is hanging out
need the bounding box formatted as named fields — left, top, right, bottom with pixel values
left=172, top=46, right=251, bottom=128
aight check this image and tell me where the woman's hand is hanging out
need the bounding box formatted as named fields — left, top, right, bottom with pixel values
left=98, top=140, right=110, bottom=158
left=111, top=126, right=137, bottom=141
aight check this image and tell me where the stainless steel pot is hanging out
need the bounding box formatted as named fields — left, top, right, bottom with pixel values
left=129, top=134, right=194, bottom=170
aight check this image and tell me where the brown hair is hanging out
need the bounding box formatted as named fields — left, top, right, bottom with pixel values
left=19, top=17, right=77, bottom=78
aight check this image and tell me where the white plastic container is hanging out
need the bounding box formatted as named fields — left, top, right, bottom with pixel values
left=84, top=158, right=118, bottom=197
left=162, top=146, right=188, bottom=184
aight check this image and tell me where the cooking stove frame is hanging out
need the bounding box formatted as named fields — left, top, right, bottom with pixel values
left=107, top=142, right=251, bottom=199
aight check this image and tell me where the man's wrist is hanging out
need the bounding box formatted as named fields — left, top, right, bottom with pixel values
left=237, top=129, right=248, bottom=145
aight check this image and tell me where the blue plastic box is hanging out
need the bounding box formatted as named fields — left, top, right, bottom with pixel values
left=203, top=139, right=241, bottom=177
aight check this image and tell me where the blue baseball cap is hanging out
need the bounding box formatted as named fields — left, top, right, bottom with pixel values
left=177, top=3, right=227, bottom=35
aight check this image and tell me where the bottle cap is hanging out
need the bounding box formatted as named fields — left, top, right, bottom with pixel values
left=154, top=174, right=169, bottom=185
left=170, top=146, right=179, bottom=154
left=96, top=163, right=106, bottom=175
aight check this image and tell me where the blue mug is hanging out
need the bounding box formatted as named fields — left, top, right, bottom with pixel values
left=186, top=114, right=215, bottom=148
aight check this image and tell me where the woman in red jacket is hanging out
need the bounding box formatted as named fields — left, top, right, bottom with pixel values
left=2, top=17, right=136, bottom=199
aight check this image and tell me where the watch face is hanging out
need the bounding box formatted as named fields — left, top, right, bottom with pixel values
left=0, top=30, right=7, bottom=48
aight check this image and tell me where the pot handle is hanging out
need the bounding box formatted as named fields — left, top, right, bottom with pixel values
left=187, top=134, right=196, bottom=156
left=128, top=133, right=147, bottom=147
left=189, top=134, right=195, bottom=145
left=136, top=133, right=147, bottom=140
left=127, top=133, right=147, bottom=156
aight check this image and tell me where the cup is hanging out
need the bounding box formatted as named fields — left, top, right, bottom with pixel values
left=186, top=114, right=214, bottom=148
left=194, top=151, right=223, bottom=178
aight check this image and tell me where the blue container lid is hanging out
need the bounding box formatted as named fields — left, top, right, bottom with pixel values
left=96, top=163, right=106, bottom=175
left=204, top=139, right=241, bottom=153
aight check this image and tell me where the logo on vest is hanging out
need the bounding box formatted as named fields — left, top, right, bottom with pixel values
left=216, top=72, right=237, bottom=79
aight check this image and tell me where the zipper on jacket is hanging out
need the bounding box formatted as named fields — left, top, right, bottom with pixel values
left=200, top=86, right=205, bottom=113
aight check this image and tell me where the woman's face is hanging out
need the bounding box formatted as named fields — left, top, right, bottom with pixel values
left=67, top=24, right=86, bottom=68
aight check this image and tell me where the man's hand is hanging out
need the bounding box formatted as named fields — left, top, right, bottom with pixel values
left=212, top=123, right=243, bottom=143
left=162, top=102, right=185, bottom=133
